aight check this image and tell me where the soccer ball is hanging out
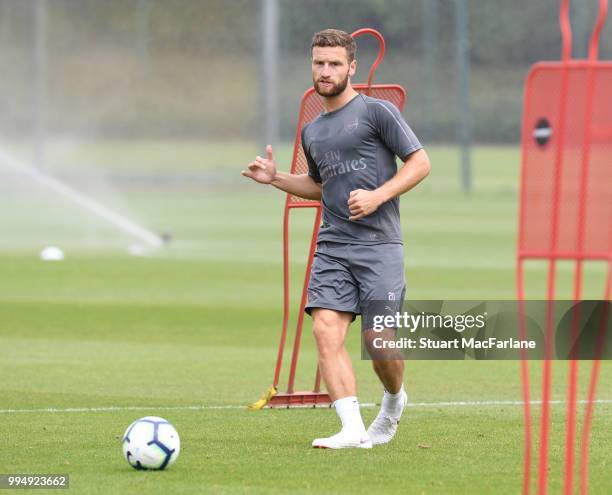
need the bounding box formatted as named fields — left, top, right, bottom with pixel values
left=122, top=416, right=180, bottom=470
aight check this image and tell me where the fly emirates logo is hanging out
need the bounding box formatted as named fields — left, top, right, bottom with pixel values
left=319, top=149, right=367, bottom=182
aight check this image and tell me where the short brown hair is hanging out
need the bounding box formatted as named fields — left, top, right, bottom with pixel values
left=311, top=29, right=356, bottom=62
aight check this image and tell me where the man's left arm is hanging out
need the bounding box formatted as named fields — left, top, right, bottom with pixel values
left=348, top=149, right=430, bottom=221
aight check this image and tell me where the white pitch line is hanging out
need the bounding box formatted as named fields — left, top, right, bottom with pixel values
left=0, top=399, right=610, bottom=415
left=404, top=399, right=612, bottom=408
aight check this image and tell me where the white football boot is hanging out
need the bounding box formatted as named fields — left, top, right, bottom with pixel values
left=367, top=389, right=408, bottom=445
left=312, top=429, right=373, bottom=449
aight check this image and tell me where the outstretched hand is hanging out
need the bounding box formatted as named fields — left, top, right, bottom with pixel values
left=241, top=145, right=277, bottom=184
left=348, top=189, right=384, bottom=221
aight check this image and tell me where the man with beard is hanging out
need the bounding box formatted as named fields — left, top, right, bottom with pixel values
left=242, top=29, right=430, bottom=449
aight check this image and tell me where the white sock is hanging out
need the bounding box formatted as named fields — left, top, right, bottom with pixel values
left=334, top=396, right=367, bottom=434
left=381, top=384, right=406, bottom=418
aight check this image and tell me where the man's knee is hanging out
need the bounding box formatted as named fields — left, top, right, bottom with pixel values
left=362, top=328, right=404, bottom=360
left=312, top=309, right=350, bottom=355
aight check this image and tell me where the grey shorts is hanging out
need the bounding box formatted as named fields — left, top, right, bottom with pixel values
left=305, top=241, right=406, bottom=330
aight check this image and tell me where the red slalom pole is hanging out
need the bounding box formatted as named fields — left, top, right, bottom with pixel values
left=564, top=24, right=598, bottom=495
left=517, top=258, right=532, bottom=495
left=564, top=267, right=582, bottom=495
left=538, top=2, right=572, bottom=488
left=538, top=278, right=555, bottom=495
left=565, top=1, right=608, bottom=491
left=579, top=261, right=611, bottom=495
left=587, top=0, right=609, bottom=61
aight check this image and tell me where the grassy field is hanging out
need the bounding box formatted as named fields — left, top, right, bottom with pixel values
left=0, top=143, right=610, bottom=494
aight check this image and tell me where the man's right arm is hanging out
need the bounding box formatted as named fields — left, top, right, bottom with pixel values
left=242, top=144, right=322, bottom=201
left=271, top=172, right=321, bottom=200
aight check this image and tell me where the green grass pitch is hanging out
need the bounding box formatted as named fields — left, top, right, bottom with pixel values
left=0, top=144, right=610, bottom=494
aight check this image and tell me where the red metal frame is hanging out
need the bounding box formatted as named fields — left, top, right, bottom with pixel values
left=517, top=1, right=611, bottom=494
left=264, top=29, right=407, bottom=408
left=352, top=28, right=386, bottom=90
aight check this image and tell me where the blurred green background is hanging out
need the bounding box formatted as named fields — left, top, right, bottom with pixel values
left=0, top=1, right=611, bottom=493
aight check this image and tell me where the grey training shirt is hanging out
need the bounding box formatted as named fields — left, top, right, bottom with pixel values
left=301, top=93, right=423, bottom=245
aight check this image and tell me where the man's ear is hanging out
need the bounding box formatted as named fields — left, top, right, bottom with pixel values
left=349, top=59, right=357, bottom=77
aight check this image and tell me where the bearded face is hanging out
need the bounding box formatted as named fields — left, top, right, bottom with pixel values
left=311, top=46, right=355, bottom=98
left=314, top=70, right=350, bottom=97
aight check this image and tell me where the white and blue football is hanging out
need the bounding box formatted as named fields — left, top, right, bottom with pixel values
left=122, top=416, right=180, bottom=470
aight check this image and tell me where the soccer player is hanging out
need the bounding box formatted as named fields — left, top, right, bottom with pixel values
left=242, top=29, right=430, bottom=449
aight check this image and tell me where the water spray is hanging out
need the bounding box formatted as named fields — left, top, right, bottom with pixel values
left=0, top=145, right=164, bottom=248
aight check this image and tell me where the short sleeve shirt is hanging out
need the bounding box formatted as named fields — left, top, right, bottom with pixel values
left=301, top=93, right=422, bottom=244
